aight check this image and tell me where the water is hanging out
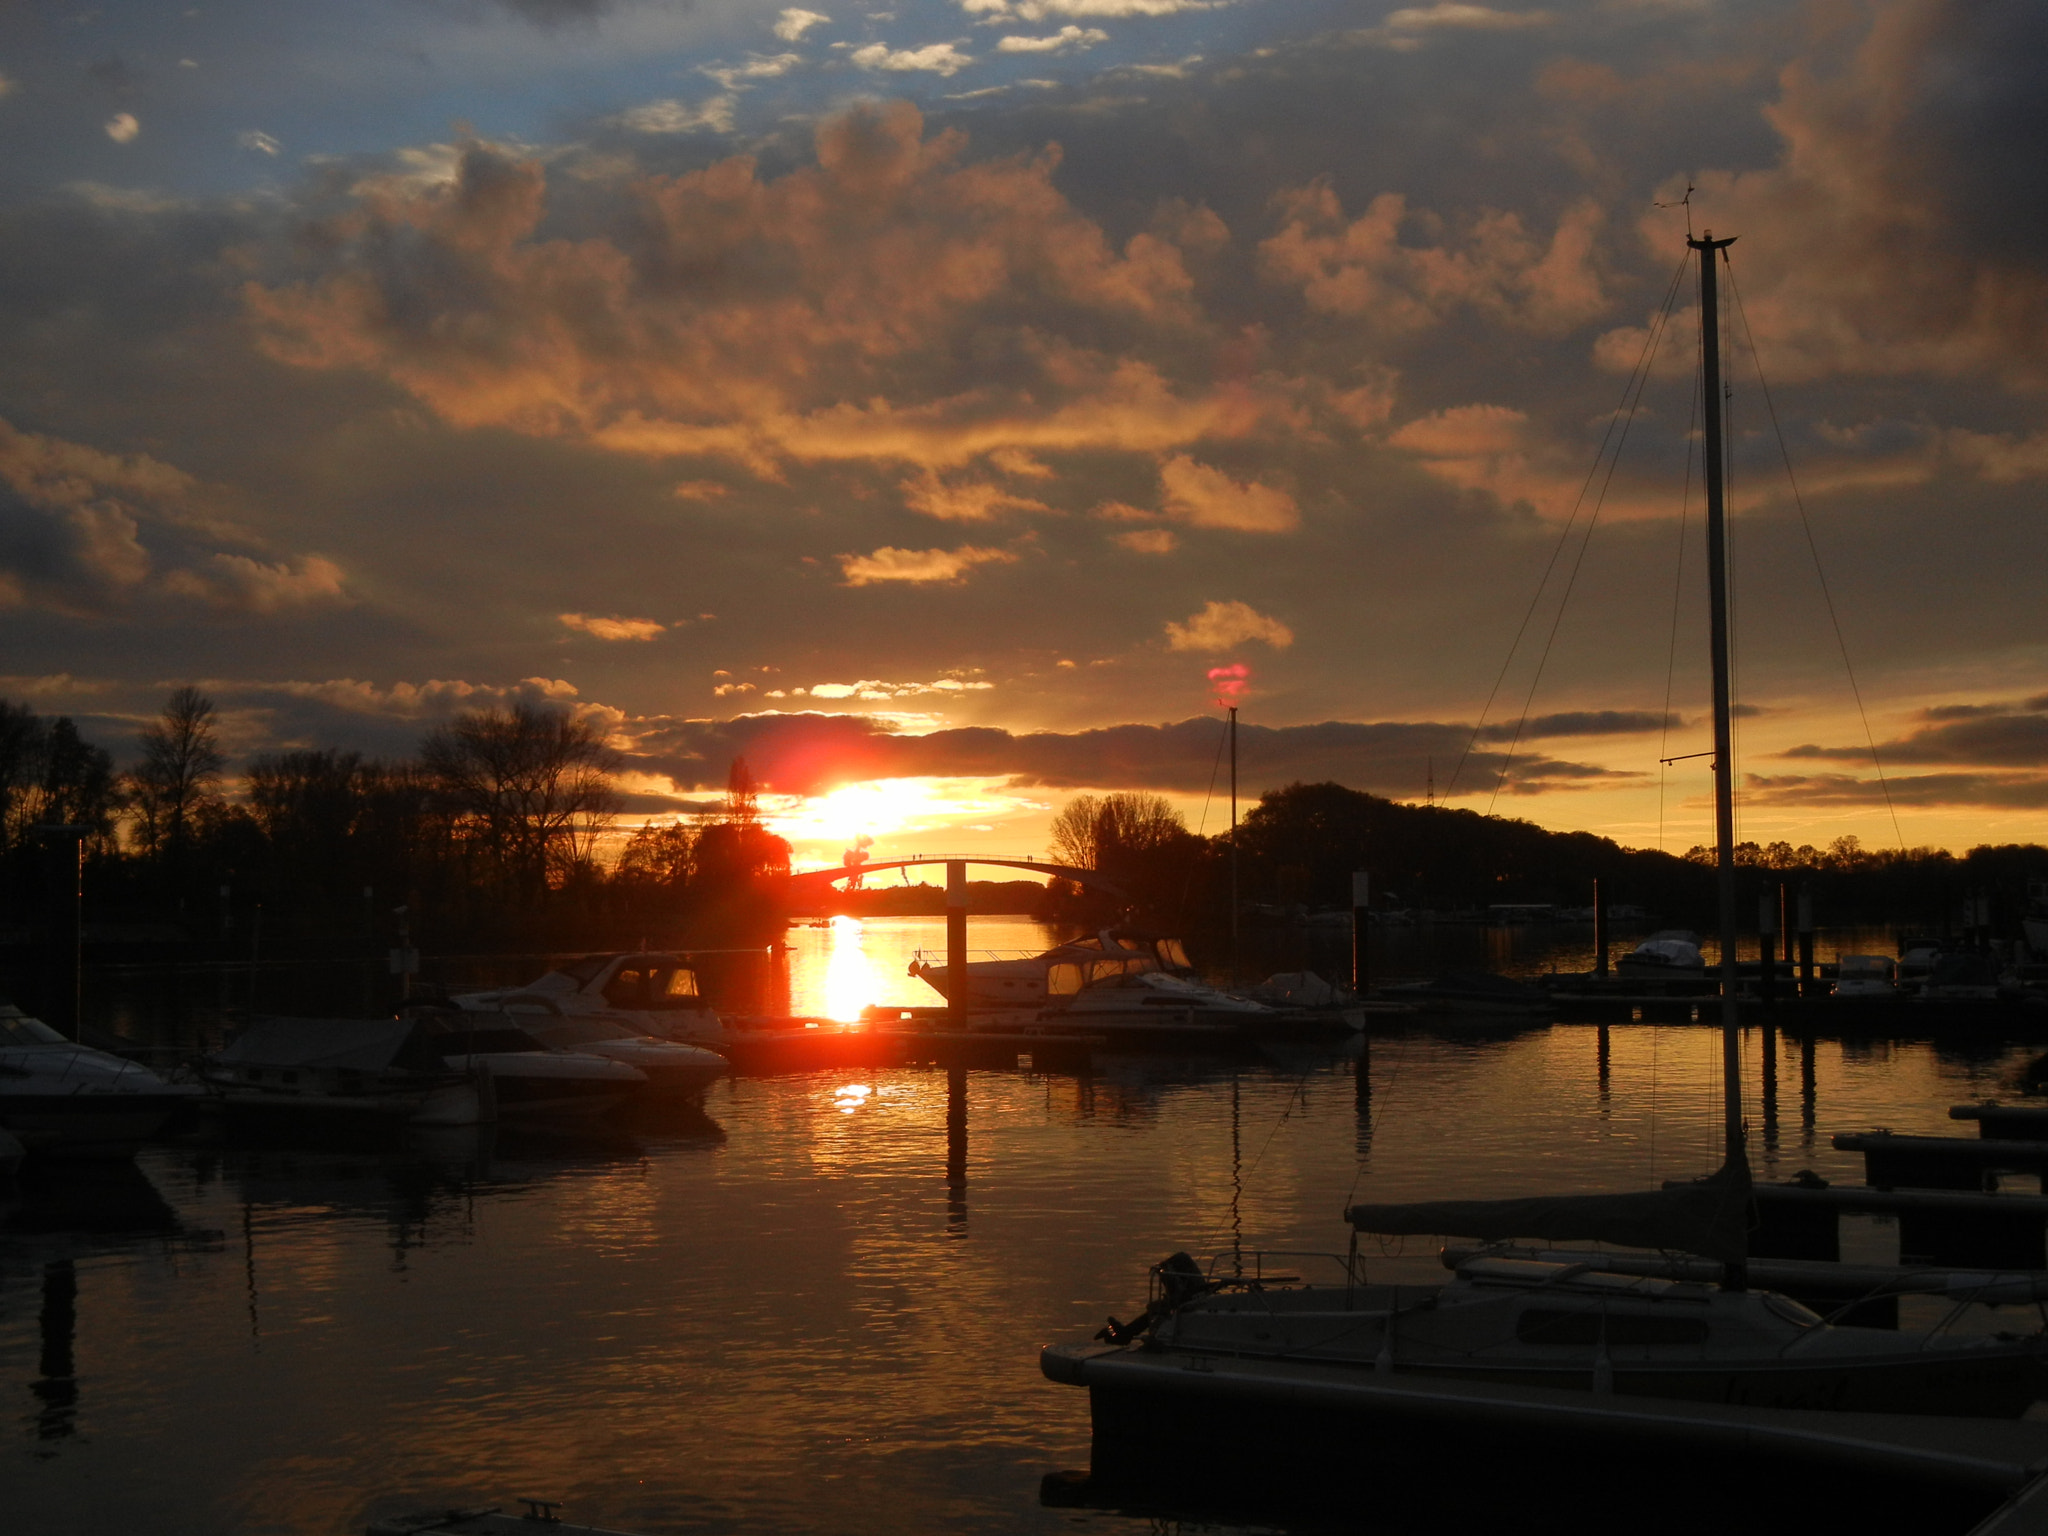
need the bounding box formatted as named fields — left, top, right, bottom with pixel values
left=9, top=918, right=2048, bottom=1535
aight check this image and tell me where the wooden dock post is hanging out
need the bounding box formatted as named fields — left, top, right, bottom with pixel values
left=946, top=860, right=968, bottom=1031
left=1797, top=886, right=1815, bottom=996
left=1758, top=887, right=1779, bottom=1011
left=1593, top=877, right=1608, bottom=977
left=1350, top=871, right=1370, bottom=995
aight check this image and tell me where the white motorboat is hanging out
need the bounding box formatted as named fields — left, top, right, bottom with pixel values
left=1833, top=954, right=1898, bottom=999
left=490, top=999, right=728, bottom=1092
left=1616, top=930, right=1706, bottom=977
left=0, top=1005, right=201, bottom=1158
left=452, top=952, right=726, bottom=1045
left=419, top=1015, right=648, bottom=1120
left=909, top=929, right=1196, bottom=1010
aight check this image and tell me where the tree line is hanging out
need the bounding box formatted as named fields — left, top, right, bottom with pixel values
left=0, top=689, right=791, bottom=954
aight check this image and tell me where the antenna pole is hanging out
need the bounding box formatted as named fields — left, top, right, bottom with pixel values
left=1691, top=231, right=1748, bottom=1215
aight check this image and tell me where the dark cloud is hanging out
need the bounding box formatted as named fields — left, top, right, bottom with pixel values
left=1745, top=770, right=2048, bottom=810
left=1782, top=705, right=2048, bottom=767
left=626, top=710, right=1631, bottom=799
left=1474, top=709, right=1676, bottom=743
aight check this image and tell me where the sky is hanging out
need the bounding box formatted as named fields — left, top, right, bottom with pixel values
left=2, top=0, right=2046, bottom=872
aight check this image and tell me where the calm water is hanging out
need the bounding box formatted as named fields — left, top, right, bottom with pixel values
left=10, top=918, right=2048, bottom=1535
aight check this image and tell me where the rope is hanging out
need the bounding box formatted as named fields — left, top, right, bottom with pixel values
left=1484, top=250, right=1693, bottom=813
left=1723, top=260, right=1906, bottom=851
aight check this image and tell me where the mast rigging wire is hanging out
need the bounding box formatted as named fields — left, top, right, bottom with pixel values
left=1447, top=249, right=1695, bottom=801
left=1722, top=262, right=1907, bottom=852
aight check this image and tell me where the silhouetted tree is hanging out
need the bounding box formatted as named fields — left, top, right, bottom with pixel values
left=127, top=686, right=223, bottom=856
left=420, top=702, right=620, bottom=902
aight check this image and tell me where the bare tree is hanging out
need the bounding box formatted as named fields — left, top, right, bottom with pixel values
left=1049, top=792, right=1188, bottom=870
left=421, top=702, right=620, bottom=898
left=128, top=686, right=224, bottom=854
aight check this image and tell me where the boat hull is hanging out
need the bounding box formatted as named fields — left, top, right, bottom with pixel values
left=0, top=1091, right=191, bottom=1157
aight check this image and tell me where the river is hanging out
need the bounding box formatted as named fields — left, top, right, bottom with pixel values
left=5, top=916, right=2042, bottom=1535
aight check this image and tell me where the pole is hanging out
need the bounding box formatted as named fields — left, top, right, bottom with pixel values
left=1758, top=888, right=1778, bottom=1012
left=1351, top=871, right=1370, bottom=995
left=1797, top=887, right=1815, bottom=996
left=1593, top=876, right=1609, bottom=979
left=1692, top=228, right=1748, bottom=1290
left=945, top=860, right=968, bottom=1032
left=1228, top=705, right=1239, bottom=987
left=33, top=827, right=85, bottom=1041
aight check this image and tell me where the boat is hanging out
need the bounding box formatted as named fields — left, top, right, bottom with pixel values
left=1042, top=231, right=2048, bottom=1459
left=452, top=951, right=723, bottom=1038
left=421, top=1015, right=648, bottom=1121
left=1833, top=954, right=1899, bottom=999
left=202, top=1015, right=479, bottom=1126
left=484, top=998, right=728, bottom=1092
left=908, top=928, right=1196, bottom=1010
left=1616, top=930, right=1707, bottom=978
left=0, top=1004, right=201, bottom=1158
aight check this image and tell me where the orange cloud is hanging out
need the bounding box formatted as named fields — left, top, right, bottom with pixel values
left=1163, top=599, right=1294, bottom=651
left=838, top=543, right=1021, bottom=585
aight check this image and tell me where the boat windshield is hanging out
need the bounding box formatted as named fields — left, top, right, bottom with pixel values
left=1048, top=957, right=1159, bottom=996
left=602, top=963, right=703, bottom=1010
left=1155, top=939, right=1191, bottom=969
left=555, top=955, right=615, bottom=986
left=0, top=1014, right=66, bottom=1046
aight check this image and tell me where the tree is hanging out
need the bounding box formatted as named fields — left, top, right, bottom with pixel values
left=420, top=702, right=620, bottom=899
left=1050, top=792, right=1189, bottom=870
left=127, top=686, right=224, bottom=855
left=0, top=706, right=120, bottom=852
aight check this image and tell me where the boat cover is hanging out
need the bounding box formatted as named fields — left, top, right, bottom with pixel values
left=1346, top=1172, right=1750, bottom=1263
left=216, top=1016, right=446, bottom=1073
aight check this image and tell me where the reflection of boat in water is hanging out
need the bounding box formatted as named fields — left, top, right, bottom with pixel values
left=204, top=1014, right=651, bottom=1126
left=0, top=1004, right=201, bottom=1158
left=1375, top=971, right=1551, bottom=1018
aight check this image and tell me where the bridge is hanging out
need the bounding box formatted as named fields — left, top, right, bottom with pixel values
left=785, top=854, right=1129, bottom=902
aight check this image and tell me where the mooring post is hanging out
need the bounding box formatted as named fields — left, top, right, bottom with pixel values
left=946, top=860, right=968, bottom=1031
left=1797, top=887, right=1815, bottom=996
left=1350, top=871, right=1370, bottom=995
left=1758, top=888, right=1778, bottom=1011
left=32, top=826, right=86, bottom=1042
left=1593, top=876, right=1609, bottom=979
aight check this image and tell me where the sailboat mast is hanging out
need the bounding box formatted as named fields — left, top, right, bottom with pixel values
left=1228, top=704, right=1239, bottom=985
left=1690, top=231, right=1745, bottom=1178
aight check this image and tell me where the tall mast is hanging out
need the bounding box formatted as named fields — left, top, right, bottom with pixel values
left=1690, top=231, right=1747, bottom=1190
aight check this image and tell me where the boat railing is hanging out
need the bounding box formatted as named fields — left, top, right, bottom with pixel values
left=1182, top=1250, right=1361, bottom=1299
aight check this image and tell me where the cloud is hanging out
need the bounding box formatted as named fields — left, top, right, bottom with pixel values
left=997, top=26, right=1109, bottom=52
left=838, top=543, right=1020, bottom=584
left=1261, top=185, right=1606, bottom=335
left=1114, top=528, right=1177, bottom=554
left=1782, top=699, right=2048, bottom=769
left=617, top=96, right=736, bottom=134
left=1744, top=771, right=2048, bottom=811
left=1474, top=710, right=1677, bottom=742
left=560, top=612, right=666, bottom=641
left=806, top=676, right=994, bottom=699
left=238, top=130, right=282, bottom=157
left=627, top=710, right=1627, bottom=798
left=774, top=8, right=831, bottom=40
left=899, top=468, right=1051, bottom=521
left=1163, top=599, right=1294, bottom=651
left=0, top=417, right=345, bottom=618
left=1157, top=454, right=1297, bottom=532
left=850, top=42, right=975, bottom=76
left=700, top=54, right=804, bottom=90
left=1362, top=5, right=1553, bottom=48
left=245, top=106, right=1231, bottom=478
left=104, top=113, right=139, bottom=144
left=963, top=0, right=1216, bottom=18
left=160, top=554, right=349, bottom=615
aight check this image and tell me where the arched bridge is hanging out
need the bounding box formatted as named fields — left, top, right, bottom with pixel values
left=786, top=854, right=1129, bottom=903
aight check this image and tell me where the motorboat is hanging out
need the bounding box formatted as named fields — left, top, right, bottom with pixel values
left=452, top=952, right=723, bottom=1042
left=1617, top=930, right=1706, bottom=977
left=1917, top=949, right=2004, bottom=1004
left=417, top=1015, right=648, bottom=1120
left=201, top=1015, right=480, bottom=1126
left=909, top=929, right=1196, bottom=1010
left=1832, top=954, right=1898, bottom=999
left=0, top=1004, right=201, bottom=1158
left=488, top=998, right=727, bottom=1092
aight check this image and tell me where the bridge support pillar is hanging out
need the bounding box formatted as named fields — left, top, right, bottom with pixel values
left=946, top=861, right=968, bottom=1031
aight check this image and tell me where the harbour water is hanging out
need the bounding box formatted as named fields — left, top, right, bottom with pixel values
left=8, top=916, right=2044, bottom=1535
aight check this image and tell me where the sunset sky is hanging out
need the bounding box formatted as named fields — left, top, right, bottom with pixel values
left=3, top=0, right=2044, bottom=871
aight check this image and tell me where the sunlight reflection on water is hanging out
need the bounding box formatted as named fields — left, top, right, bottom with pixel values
left=781, top=914, right=1065, bottom=1018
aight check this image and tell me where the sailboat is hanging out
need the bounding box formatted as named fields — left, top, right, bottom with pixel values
left=1040, top=235, right=2048, bottom=1441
